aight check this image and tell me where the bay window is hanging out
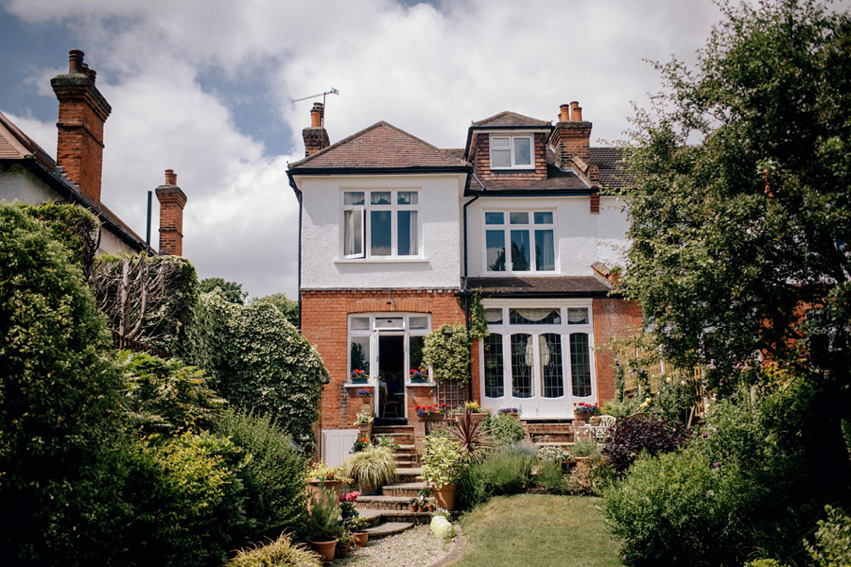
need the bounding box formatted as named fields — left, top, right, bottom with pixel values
left=342, top=190, right=420, bottom=259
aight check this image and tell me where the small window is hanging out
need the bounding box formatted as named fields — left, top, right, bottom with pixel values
left=374, top=317, right=404, bottom=330
left=409, top=316, right=429, bottom=330
left=350, top=317, right=370, bottom=330
left=509, top=308, right=561, bottom=325
left=490, top=135, right=534, bottom=169
left=484, top=308, right=503, bottom=325
left=567, top=308, right=589, bottom=325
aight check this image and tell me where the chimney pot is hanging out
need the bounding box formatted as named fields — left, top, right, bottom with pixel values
left=570, top=101, right=580, bottom=121
left=165, top=169, right=176, bottom=185
left=69, top=49, right=84, bottom=74
left=559, top=104, right=571, bottom=122
left=310, top=102, right=323, bottom=128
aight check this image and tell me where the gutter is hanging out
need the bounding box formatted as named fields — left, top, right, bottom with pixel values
left=288, top=165, right=471, bottom=176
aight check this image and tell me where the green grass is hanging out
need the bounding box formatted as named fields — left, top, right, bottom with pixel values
left=452, top=494, right=624, bottom=567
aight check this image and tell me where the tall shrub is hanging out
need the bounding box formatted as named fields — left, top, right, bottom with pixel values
left=0, top=205, right=130, bottom=564
left=603, top=413, right=690, bottom=474
left=185, top=292, right=327, bottom=449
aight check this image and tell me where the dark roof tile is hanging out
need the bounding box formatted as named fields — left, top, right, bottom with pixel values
left=591, top=147, right=634, bottom=190
left=471, top=111, right=551, bottom=128
left=468, top=276, right=611, bottom=295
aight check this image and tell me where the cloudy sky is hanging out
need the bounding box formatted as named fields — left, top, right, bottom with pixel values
left=1, top=0, right=731, bottom=299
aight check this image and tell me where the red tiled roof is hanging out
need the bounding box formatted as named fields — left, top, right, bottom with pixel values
left=290, top=121, right=469, bottom=170
left=471, top=111, right=551, bottom=128
left=467, top=276, right=612, bottom=295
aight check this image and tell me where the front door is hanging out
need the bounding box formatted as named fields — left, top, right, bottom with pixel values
left=378, top=335, right=405, bottom=419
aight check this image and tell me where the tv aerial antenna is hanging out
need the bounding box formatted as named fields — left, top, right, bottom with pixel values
left=291, top=88, right=339, bottom=126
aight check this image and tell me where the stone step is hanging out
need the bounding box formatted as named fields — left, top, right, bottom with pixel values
left=373, top=426, right=415, bottom=434
left=365, top=521, right=414, bottom=539
left=356, top=494, right=417, bottom=511
left=395, top=443, right=417, bottom=452
left=352, top=507, right=383, bottom=528
left=529, top=433, right=574, bottom=443
left=395, top=467, right=422, bottom=483
left=383, top=481, right=429, bottom=498
left=534, top=441, right=575, bottom=447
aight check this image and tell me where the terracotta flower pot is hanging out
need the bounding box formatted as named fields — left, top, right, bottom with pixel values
left=351, top=532, right=369, bottom=547
left=309, top=538, right=338, bottom=564
left=434, top=483, right=456, bottom=511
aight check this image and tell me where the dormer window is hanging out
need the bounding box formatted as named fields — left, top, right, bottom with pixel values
left=490, top=135, right=533, bottom=169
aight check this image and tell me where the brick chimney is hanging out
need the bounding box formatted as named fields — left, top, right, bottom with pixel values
left=302, top=102, right=330, bottom=157
left=155, top=169, right=188, bottom=256
left=551, top=100, right=592, bottom=165
left=51, top=50, right=112, bottom=204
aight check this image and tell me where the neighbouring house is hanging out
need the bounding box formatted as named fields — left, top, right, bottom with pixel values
left=0, top=50, right=187, bottom=257
left=288, top=101, right=640, bottom=465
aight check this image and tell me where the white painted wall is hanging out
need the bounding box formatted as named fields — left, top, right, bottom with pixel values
left=465, top=194, right=629, bottom=277
left=298, top=173, right=464, bottom=289
left=0, top=165, right=62, bottom=205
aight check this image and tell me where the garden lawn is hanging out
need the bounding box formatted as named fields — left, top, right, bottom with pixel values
left=453, top=494, right=624, bottom=567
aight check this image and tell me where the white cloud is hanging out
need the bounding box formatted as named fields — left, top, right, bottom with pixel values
left=4, top=0, right=731, bottom=298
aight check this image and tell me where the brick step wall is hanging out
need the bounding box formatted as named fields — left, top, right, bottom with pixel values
left=383, top=482, right=429, bottom=498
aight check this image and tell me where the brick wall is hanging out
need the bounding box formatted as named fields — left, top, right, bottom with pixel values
left=155, top=178, right=187, bottom=256
left=300, top=288, right=467, bottom=432
left=592, top=297, right=643, bottom=402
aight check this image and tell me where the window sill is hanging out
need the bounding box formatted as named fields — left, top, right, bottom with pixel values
left=344, top=383, right=374, bottom=389
left=407, top=382, right=435, bottom=387
left=335, top=257, right=430, bottom=264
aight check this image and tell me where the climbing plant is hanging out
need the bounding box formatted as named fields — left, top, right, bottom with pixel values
left=422, top=324, right=471, bottom=385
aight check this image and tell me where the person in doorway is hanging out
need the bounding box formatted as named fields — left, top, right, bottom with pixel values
left=387, top=373, right=403, bottom=403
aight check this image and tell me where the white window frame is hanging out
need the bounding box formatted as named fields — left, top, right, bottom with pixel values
left=347, top=313, right=433, bottom=386
left=341, top=189, right=421, bottom=260
left=483, top=209, right=557, bottom=274
left=489, top=135, right=534, bottom=170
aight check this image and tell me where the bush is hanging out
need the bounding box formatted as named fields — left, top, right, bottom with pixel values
left=603, top=413, right=690, bottom=473
left=456, top=449, right=535, bottom=509
left=122, top=351, right=226, bottom=435
left=339, top=444, right=397, bottom=493
left=0, top=205, right=131, bottom=564
left=483, top=412, right=526, bottom=447
left=537, top=445, right=572, bottom=464
left=570, top=437, right=601, bottom=458
left=304, top=487, right=344, bottom=542
left=126, top=432, right=248, bottom=567
left=421, top=434, right=466, bottom=488
left=217, top=410, right=308, bottom=541
left=806, top=505, right=851, bottom=567
left=185, top=292, right=327, bottom=449
left=228, top=533, right=321, bottom=567
left=536, top=461, right=568, bottom=495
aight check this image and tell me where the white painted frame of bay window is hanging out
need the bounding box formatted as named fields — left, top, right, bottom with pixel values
left=481, top=208, right=559, bottom=275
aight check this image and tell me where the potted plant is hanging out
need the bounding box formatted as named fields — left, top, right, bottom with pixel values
left=409, top=366, right=429, bottom=383
left=338, top=444, right=397, bottom=494
left=416, top=403, right=447, bottom=421
left=305, top=487, right=344, bottom=563
left=574, top=401, right=599, bottom=422
left=354, top=408, right=373, bottom=439
left=346, top=516, right=371, bottom=547
left=305, top=461, right=352, bottom=500
left=421, top=434, right=465, bottom=511
left=463, top=400, right=488, bottom=424
left=350, top=369, right=369, bottom=384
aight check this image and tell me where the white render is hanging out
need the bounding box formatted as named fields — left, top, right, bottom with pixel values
left=0, top=165, right=62, bottom=205
left=464, top=194, right=630, bottom=278
left=298, top=173, right=466, bottom=289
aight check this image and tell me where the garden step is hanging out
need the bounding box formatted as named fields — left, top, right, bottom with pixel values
left=395, top=467, right=422, bottom=483
left=355, top=494, right=418, bottom=511
left=534, top=441, right=575, bottom=447
left=383, top=482, right=429, bottom=498
left=364, top=521, right=414, bottom=539
left=352, top=507, right=383, bottom=527
left=529, top=433, right=574, bottom=443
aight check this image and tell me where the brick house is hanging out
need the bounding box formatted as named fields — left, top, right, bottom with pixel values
left=0, top=50, right=187, bottom=256
left=288, top=101, right=639, bottom=465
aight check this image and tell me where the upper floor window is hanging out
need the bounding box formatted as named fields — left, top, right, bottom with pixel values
left=490, top=135, right=533, bottom=169
left=485, top=210, right=555, bottom=273
left=343, top=190, right=419, bottom=259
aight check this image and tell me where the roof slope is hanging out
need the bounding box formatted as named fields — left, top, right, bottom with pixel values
left=471, top=111, right=551, bottom=128
left=467, top=276, right=611, bottom=295
left=592, top=147, right=634, bottom=190
left=290, top=121, right=469, bottom=170
left=0, top=111, right=55, bottom=170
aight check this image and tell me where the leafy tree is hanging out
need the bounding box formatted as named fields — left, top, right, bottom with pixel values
left=252, top=292, right=299, bottom=327
left=620, top=0, right=851, bottom=390
left=184, top=292, right=327, bottom=449
left=0, top=205, right=130, bottom=564
left=200, top=277, right=247, bottom=304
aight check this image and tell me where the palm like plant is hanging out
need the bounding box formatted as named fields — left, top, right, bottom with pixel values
left=452, top=407, right=492, bottom=463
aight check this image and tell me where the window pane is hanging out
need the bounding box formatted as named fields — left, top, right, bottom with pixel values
left=484, top=308, right=503, bottom=324
left=485, top=212, right=504, bottom=225
left=567, top=308, right=588, bottom=324
left=541, top=333, right=564, bottom=398
left=375, top=317, right=404, bottom=329
left=570, top=333, right=592, bottom=397
left=370, top=210, right=391, bottom=255
left=344, top=191, right=364, bottom=206
left=535, top=230, right=555, bottom=271
left=486, top=230, right=506, bottom=271
left=484, top=334, right=504, bottom=398
left=371, top=191, right=391, bottom=205
left=398, top=210, right=418, bottom=255
left=510, top=230, right=530, bottom=271
left=343, top=209, right=363, bottom=256
left=409, top=316, right=429, bottom=330
left=534, top=212, right=553, bottom=224
left=509, top=308, right=561, bottom=325
left=350, top=316, right=370, bottom=330
left=509, top=212, right=529, bottom=224
left=397, top=191, right=418, bottom=205
left=514, top=137, right=532, bottom=165
left=410, top=335, right=426, bottom=379
left=491, top=149, right=511, bottom=167
left=492, top=137, right=510, bottom=148
left=510, top=334, right=533, bottom=398
left=350, top=337, right=370, bottom=379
